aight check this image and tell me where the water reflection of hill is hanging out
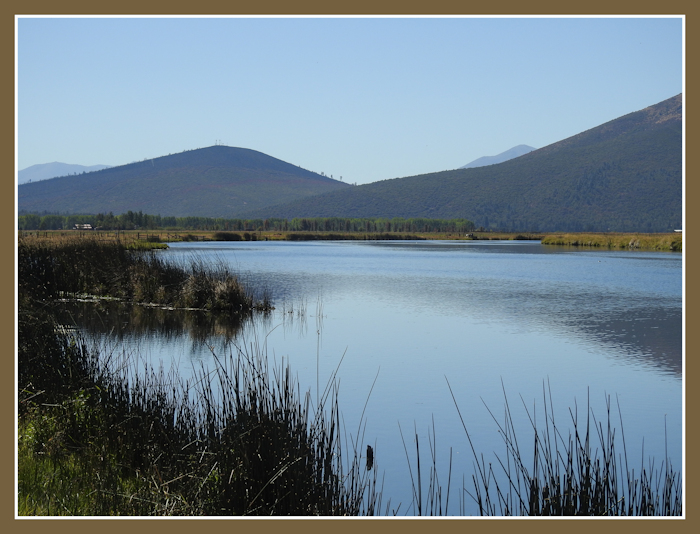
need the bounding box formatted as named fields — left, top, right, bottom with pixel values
left=569, top=306, right=681, bottom=377
left=409, top=276, right=682, bottom=379
left=237, top=267, right=682, bottom=379
left=53, top=268, right=681, bottom=379
left=466, top=284, right=682, bottom=379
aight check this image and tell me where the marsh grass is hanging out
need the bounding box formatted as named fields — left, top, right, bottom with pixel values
left=18, top=317, right=383, bottom=515
left=458, top=381, right=681, bottom=516
left=18, top=234, right=270, bottom=312
left=403, top=380, right=682, bottom=516
left=400, top=417, right=452, bottom=516
left=541, top=232, right=682, bottom=251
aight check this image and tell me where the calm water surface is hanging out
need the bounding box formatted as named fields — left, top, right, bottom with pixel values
left=70, top=240, right=683, bottom=515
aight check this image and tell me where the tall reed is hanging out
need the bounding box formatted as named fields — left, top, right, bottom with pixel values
left=445, top=380, right=682, bottom=516
left=401, top=380, right=682, bottom=516
left=18, top=319, right=383, bottom=515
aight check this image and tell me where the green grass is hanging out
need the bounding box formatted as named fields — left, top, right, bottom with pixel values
left=18, top=395, right=152, bottom=516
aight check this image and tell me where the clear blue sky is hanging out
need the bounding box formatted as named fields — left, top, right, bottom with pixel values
left=17, top=16, right=683, bottom=184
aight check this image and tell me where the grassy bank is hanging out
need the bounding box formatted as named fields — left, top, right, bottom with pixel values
left=18, top=327, right=381, bottom=515
left=542, top=232, right=682, bottom=251
left=21, top=229, right=683, bottom=251
left=205, top=230, right=544, bottom=242
left=19, top=230, right=170, bottom=248
left=19, top=229, right=545, bottom=243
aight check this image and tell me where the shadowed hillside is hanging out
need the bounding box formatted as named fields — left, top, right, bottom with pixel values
left=18, top=146, right=350, bottom=218
left=244, top=94, right=682, bottom=233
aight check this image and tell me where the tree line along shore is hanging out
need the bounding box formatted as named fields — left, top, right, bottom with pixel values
left=18, top=227, right=682, bottom=252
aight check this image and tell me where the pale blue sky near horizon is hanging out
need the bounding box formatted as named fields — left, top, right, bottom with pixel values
left=17, top=16, right=683, bottom=185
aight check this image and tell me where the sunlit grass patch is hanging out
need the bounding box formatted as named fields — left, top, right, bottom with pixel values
left=541, top=232, right=682, bottom=251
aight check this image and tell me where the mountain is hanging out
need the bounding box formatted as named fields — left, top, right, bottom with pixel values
left=242, top=94, right=682, bottom=233
left=460, top=144, right=536, bottom=169
left=18, top=146, right=350, bottom=218
left=18, top=162, right=111, bottom=184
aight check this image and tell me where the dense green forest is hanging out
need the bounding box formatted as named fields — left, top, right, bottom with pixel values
left=17, top=211, right=476, bottom=234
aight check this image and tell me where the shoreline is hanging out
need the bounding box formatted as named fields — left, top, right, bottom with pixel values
left=18, top=229, right=682, bottom=251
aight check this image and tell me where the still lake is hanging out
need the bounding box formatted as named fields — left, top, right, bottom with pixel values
left=69, top=239, right=683, bottom=515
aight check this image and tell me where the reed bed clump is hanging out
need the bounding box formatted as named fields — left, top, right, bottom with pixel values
left=541, top=232, right=682, bottom=252
left=443, top=381, right=682, bottom=516
left=403, top=381, right=682, bottom=516
left=18, top=234, right=270, bottom=312
left=212, top=231, right=243, bottom=241
left=176, top=256, right=272, bottom=312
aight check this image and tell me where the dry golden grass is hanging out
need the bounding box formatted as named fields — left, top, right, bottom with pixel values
left=541, top=232, right=682, bottom=251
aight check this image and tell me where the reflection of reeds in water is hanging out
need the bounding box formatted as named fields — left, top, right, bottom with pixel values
left=279, top=298, right=309, bottom=338
left=280, top=297, right=308, bottom=318
left=313, top=296, right=325, bottom=330
left=53, top=300, right=261, bottom=352
left=404, top=380, right=682, bottom=516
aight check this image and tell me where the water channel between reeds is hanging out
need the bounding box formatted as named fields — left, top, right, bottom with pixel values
left=59, top=239, right=683, bottom=516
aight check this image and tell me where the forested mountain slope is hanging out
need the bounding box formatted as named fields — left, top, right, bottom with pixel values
left=18, top=146, right=349, bottom=218
left=244, top=94, right=682, bottom=232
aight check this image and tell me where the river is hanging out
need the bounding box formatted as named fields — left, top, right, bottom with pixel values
left=63, top=239, right=683, bottom=515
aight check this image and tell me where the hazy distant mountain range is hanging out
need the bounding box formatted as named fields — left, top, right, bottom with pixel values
left=18, top=94, right=681, bottom=232
left=18, top=162, right=111, bottom=184
left=460, top=144, right=536, bottom=169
